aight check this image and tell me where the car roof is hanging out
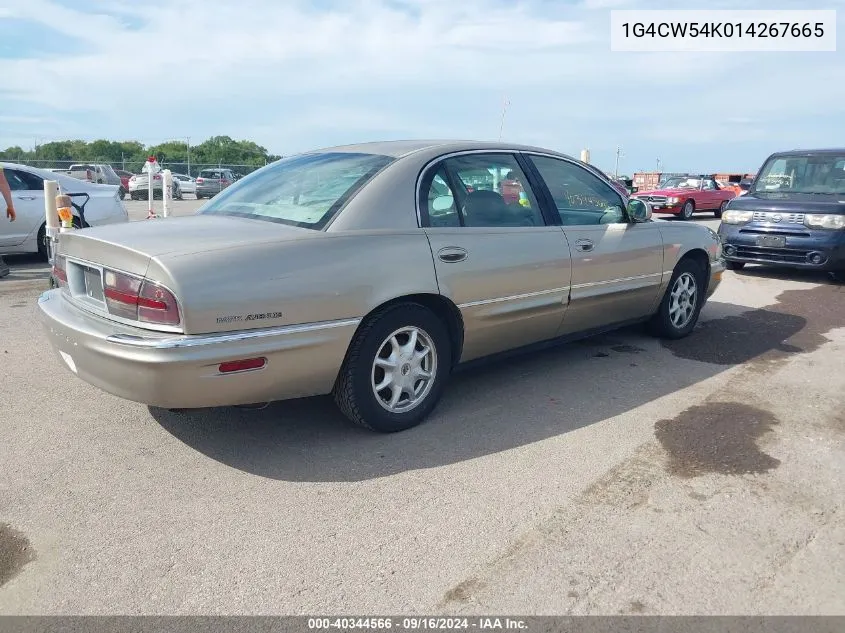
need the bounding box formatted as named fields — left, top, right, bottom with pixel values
left=0, top=161, right=115, bottom=191
left=304, top=139, right=577, bottom=160
left=774, top=148, right=845, bottom=156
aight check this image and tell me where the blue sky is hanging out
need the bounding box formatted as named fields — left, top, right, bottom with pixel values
left=0, top=0, right=843, bottom=175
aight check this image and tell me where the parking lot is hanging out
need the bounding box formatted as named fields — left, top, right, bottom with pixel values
left=1, top=202, right=843, bottom=615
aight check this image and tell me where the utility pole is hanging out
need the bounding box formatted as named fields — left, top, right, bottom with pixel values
left=498, top=96, right=510, bottom=142
left=186, top=137, right=191, bottom=176
left=614, top=146, right=624, bottom=179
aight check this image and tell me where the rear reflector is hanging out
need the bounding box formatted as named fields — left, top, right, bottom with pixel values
left=218, top=358, right=266, bottom=373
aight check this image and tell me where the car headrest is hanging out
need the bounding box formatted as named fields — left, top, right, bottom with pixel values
left=462, top=190, right=511, bottom=225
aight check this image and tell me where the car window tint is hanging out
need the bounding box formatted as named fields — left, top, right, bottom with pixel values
left=529, top=156, right=625, bottom=226
left=437, top=153, right=543, bottom=228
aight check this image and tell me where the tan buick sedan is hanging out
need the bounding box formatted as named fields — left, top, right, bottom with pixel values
left=39, top=140, right=725, bottom=432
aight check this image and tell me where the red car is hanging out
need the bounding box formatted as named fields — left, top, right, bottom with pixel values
left=632, top=175, right=737, bottom=219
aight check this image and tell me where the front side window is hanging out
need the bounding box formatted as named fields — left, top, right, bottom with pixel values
left=198, top=152, right=394, bottom=229
left=528, top=156, right=625, bottom=226
left=4, top=169, right=41, bottom=191
left=421, top=153, right=544, bottom=228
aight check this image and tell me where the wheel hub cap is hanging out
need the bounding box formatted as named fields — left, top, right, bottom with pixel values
left=668, top=272, right=698, bottom=329
left=371, top=326, right=438, bottom=414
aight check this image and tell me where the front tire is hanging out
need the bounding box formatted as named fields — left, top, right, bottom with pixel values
left=830, top=270, right=845, bottom=283
left=333, top=303, right=452, bottom=433
left=680, top=200, right=695, bottom=220
left=726, top=260, right=745, bottom=271
left=715, top=200, right=727, bottom=218
left=648, top=257, right=706, bottom=339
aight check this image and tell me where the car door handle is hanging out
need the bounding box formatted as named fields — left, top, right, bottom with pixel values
left=438, top=247, right=468, bottom=263
left=16, top=195, right=36, bottom=201
left=574, top=238, right=594, bottom=252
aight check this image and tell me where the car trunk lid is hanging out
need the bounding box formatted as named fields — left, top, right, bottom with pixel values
left=58, top=215, right=312, bottom=276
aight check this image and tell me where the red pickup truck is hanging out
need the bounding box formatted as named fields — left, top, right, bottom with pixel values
left=632, top=175, right=737, bottom=219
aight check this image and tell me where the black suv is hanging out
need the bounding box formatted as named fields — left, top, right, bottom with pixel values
left=718, top=149, right=845, bottom=282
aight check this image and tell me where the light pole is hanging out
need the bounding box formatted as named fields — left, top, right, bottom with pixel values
left=614, top=146, right=624, bottom=179
left=656, top=158, right=662, bottom=172
left=498, top=96, right=510, bottom=142
left=186, top=137, right=191, bottom=177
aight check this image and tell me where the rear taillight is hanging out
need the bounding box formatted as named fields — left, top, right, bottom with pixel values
left=103, top=269, right=180, bottom=326
left=52, top=255, right=68, bottom=288
left=196, top=178, right=204, bottom=183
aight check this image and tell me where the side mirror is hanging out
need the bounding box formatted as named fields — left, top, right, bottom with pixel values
left=627, top=198, right=652, bottom=223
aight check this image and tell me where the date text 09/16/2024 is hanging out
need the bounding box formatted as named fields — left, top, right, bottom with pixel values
left=307, top=617, right=528, bottom=630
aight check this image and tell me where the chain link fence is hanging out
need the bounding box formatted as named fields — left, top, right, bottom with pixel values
left=6, top=158, right=268, bottom=178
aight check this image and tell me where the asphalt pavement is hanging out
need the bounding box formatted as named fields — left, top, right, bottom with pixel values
left=0, top=204, right=843, bottom=615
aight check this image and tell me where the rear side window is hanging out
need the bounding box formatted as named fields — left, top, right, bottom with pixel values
left=198, top=152, right=394, bottom=229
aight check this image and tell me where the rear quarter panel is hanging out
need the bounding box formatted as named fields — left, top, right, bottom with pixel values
left=146, top=230, right=441, bottom=335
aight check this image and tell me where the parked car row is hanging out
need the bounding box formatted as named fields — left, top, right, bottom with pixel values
left=44, top=163, right=240, bottom=200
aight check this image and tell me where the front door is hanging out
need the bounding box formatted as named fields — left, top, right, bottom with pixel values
left=420, top=152, right=572, bottom=362
left=523, top=154, right=665, bottom=335
left=0, top=167, right=44, bottom=248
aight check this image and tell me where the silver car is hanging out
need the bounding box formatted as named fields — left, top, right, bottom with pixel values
left=38, top=140, right=725, bottom=432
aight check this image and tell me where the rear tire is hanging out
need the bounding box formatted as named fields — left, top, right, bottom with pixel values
left=37, top=224, right=49, bottom=261
left=680, top=200, right=695, bottom=220
left=333, top=303, right=452, bottom=433
left=726, top=260, right=745, bottom=271
left=648, top=257, right=706, bottom=340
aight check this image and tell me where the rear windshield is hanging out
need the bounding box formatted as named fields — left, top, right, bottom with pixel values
left=198, top=152, right=394, bottom=229
left=199, top=170, right=221, bottom=178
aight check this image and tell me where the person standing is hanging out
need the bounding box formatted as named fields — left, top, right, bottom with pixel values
left=0, top=166, right=17, bottom=278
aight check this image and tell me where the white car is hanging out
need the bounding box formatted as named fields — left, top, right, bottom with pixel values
left=1, top=162, right=129, bottom=260
left=171, top=173, right=196, bottom=195
left=128, top=172, right=182, bottom=200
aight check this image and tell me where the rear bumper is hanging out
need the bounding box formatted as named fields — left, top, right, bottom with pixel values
left=717, top=224, right=845, bottom=271
left=37, top=290, right=360, bottom=409
left=195, top=185, right=224, bottom=196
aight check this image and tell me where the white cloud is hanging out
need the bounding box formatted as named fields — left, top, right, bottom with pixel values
left=1, top=0, right=845, bottom=170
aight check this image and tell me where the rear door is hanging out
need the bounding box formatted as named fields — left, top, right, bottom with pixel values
left=0, top=168, right=44, bottom=247
left=421, top=151, right=572, bottom=362
left=522, top=153, right=665, bottom=335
